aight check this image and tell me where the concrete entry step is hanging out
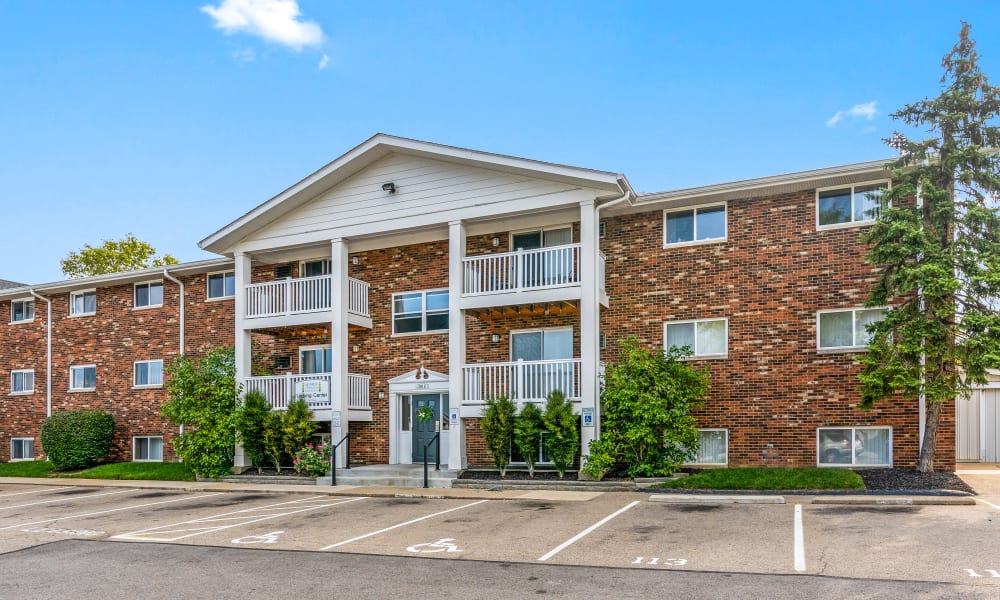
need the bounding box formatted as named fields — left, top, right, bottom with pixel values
left=320, top=464, right=460, bottom=488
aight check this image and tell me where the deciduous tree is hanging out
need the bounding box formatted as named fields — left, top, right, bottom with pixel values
left=61, top=233, right=178, bottom=278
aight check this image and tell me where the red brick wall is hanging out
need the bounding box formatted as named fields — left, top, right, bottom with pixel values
left=0, top=272, right=234, bottom=463
left=599, top=192, right=953, bottom=468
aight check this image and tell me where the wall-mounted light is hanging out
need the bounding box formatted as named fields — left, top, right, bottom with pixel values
left=352, top=256, right=359, bottom=265
left=491, top=334, right=501, bottom=343
left=352, top=345, right=360, bottom=353
left=378, top=391, right=385, bottom=399
left=491, top=237, right=500, bottom=247
left=381, top=182, right=396, bottom=194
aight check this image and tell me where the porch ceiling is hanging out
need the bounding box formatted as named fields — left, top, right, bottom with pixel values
left=467, top=300, right=580, bottom=322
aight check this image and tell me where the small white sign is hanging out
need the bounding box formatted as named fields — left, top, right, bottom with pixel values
left=332, top=411, right=342, bottom=428
left=582, top=407, right=594, bottom=427
left=295, top=380, right=329, bottom=402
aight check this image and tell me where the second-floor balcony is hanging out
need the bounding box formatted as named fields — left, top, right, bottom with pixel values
left=244, top=275, right=370, bottom=324
left=245, top=373, right=371, bottom=420
left=462, top=358, right=583, bottom=407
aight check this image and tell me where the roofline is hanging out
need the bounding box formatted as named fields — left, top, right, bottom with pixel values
left=0, top=257, right=234, bottom=299
left=199, top=133, right=630, bottom=253
left=635, top=158, right=892, bottom=204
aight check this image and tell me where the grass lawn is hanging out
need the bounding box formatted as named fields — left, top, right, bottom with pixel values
left=656, top=467, right=865, bottom=490
left=61, top=462, right=196, bottom=481
left=0, top=461, right=55, bottom=477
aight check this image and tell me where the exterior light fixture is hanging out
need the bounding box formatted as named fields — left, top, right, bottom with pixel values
left=381, top=182, right=396, bottom=194
left=352, top=345, right=360, bottom=353
left=378, top=391, right=385, bottom=399
left=491, top=334, right=501, bottom=343
left=491, top=237, right=500, bottom=247
left=352, top=256, right=359, bottom=265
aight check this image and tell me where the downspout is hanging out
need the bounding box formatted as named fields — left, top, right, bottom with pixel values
left=162, top=269, right=185, bottom=436
left=27, top=290, right=52, bottom=418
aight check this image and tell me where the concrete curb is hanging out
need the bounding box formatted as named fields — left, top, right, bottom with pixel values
left=812, top=495, right=977, bottom=506
left=649, top=494, right=786, bottom=504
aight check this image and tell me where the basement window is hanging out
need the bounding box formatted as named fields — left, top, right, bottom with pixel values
left=10, top=438, right=34, bottom=461
left=817, top=427, right=891, bottom=467
left=133, top=436, right=164, bottom=462
left=686, top=429, right=728, bottom=465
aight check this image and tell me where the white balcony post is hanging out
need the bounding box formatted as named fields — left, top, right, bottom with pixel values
left=331, top=238, right=350, bottom=468
left=233, top=251, right=253, bottom=471
left=579, top=199, right=600, bottom=462
left=448, top=220, right=467, bottom=469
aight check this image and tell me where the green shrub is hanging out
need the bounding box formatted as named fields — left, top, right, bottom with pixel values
left=263, top=411, right=285, bottom=472
left=40, top=410, right=114, bottom=470
left=236, top=390, right=272, bottom=474
left=161, top=347, right=238, bottom=479
left=513, top=403, right=544, bottom=477
left=282, top=399, right=317, bottom=460
left=542, top=391, right=578, bottom=478
left=582, top=337, right=709, bottom=480
left=480, top=396, right=516, bottom=476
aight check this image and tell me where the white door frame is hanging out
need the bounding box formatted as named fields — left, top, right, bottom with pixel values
left=388, top=368, right=449, bottom=465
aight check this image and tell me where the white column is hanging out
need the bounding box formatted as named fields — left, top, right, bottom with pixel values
left=331, top=238, right=350, bottom=468
left=579, top=199, right=600, bottom=461
left=233, top=252, right=253, bottom=470
left=447, top=220, right=467, bottom=470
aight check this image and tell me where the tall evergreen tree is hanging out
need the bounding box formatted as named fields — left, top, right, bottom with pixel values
left=859, top=22, right=1000, bottom=472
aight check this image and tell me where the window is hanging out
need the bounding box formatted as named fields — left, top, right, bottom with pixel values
left=688, top=429, right=728, bottom=465
left=299, top=346, right=332, bottom=374
left=300, top=259, right=331, bottom=278
left=818, top=427, right=891, bottom=466
left=70, top=365, right=96, bottom=391
left=400, top=396, right=411, bottom=432
left=664, top=204, right=726, bottom=245
left=393, top=290, right=449, bottom=334
left=134, top=360, right=164, bottom=387
left=207, top=271, right=235, bottom=299
left=818, top=308, right=887, bottom=350
left=664, top=318, right=728, bottom=358
left=511, top=429, right=552, bottom=465
left=70, top=290, right=97, bottom=316
left=133, top=436, right=163, bottom=462
left=10, top=438, right=34, bottom=461
left=11, top=299, right=34, bottom=323
left=134, top=281, right=163, bottom=308
left=11, top=370, right=34, bottom=394
left=817, top=182, right=888, bottom=228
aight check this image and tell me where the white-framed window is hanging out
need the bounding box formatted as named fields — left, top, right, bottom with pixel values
left=133, top=436, right=163, bottom=462
left=511, top=430, right=552, bottom=465
left=392, top=289, right=449, bottom=335
left=134, top=281, right=164, bottom=308
left=10, top=299, right=34, bottom=323
left=10, top=369, right=34, bottom=395
left=817, top=427, right=891, bottom=467
left=664, top=318, right=728, bottom=358
left=816, top=181, right=889, bottom=228
left=687, top=429, right=729, bottom=465
left=817, top=307, right=887, bottom=351
left=664, top=203, right=727, bottom=246
left=70, top=289, right=97, bottom=316
left=299, top=345, right=332, bottom=374
left=207, top=271, right=235, bottom=299
left=69, top=365, right=96, bottom=391
left=134, top=360, right=164, bottom=388
left=10, top=438, right=34, bottom=461
left=299, top=259, right=331, bottom=278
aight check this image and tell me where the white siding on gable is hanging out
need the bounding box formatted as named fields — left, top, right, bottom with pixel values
left=243, top=154, right=594, bottom=249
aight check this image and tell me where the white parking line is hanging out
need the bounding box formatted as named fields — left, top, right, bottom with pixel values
left=793, top=504, right=806, bottom=572
left=0, top=489, right=133, bottom=511
left=0, top=492, right=224, bottom=531
left=321, top=500, right=489, bottom=551
left=0, top=486, right=73, bottom=498
left=975, top=498, right=1000, bottom=510
left=114, top=496, right=366, bottom=542
left=537, top=500, right=640, bottom=562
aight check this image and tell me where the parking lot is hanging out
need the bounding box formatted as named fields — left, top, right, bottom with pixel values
left=0, top=480, right=998, bottom=591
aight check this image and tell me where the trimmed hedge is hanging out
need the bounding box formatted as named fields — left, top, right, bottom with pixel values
left=40, top=410, right=115, bottom=470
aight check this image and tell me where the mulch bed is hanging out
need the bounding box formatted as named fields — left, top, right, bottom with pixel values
left=458, top=470, right=581, bottom=481
left=854, top=468, right=975, bottom=493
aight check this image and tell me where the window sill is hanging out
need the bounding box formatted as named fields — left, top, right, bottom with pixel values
left=663, top=238, right=727, bottom=249
left=817, top=347, right=867, bottom=354
left=132, top=459, right=164, bottom=463
left=69, top=312, right=97, bottom=318
left=8, top=458, right=35, bottom=462
left=9, top=391, right=35, bottom=396
left=132, top=304, right=164, bottom=311
left=205, top=296, right=235, bottom=302
left=816, top=220, right=875, bottom=231
left=679, top=354, right=728, bottom=361
left=9, top=319, right=35, bottom=325
left=391, top=330, right=450, bottom=338
left=133, top=385, right=163, bottom=390
left=68, top=388, right=96, bottom=393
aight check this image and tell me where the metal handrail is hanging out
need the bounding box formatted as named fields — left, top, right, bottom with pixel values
left=422, top=431, right=441, bottom=489
left=330, top=432, right=350, bottom=486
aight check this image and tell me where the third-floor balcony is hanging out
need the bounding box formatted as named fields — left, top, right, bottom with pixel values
left=461, top=244, right=606, bottom=310
left=243, top=275, right=371, bottom=329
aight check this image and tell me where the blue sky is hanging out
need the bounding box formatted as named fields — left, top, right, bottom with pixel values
left=1, top=1, right=998, bottom=284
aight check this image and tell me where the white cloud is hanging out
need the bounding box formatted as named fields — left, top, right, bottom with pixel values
left=233, top=48, right=256, bottom=63
left=202, top=0, right=324, bottom=51
left=826, top=101, right=878, bottom=128
left=318, top=53, right=329, bottom=70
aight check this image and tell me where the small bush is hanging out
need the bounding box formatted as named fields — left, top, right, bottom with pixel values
left=263, top=411, right=285, bottom=472
left=236, top=390, right=272, bottom=474
left=542, top=391, right=578, bottom=478
left=481, top=396, right=516, bottom=476
left=513, top=403, right=544, bottom=477
left=40, top=410, right=114, bottom=470
left=282, top=399, right=317, bottom=460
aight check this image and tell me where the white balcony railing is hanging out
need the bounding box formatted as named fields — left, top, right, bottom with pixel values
left=245, top=373, right=371, bottom=411
left=244, top=275, right=370, bottom=319
left=462, top=244, right=581, bottom=296
left=462, top=359, right=582, bottom=406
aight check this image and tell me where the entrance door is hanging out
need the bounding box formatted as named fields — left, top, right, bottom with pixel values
left=511, top=329, right=573, bottom=400
left=411, top=394, right=441, bottom=463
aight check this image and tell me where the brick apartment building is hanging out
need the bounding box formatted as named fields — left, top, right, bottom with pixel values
left=3, top=134, right=993, bottom=470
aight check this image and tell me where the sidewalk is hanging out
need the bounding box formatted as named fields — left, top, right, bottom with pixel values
left=956, top=463, right=1000, bottom=497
